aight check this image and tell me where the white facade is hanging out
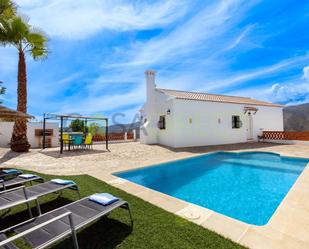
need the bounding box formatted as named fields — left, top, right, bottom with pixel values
left=140, top=70, right=159, bottom=144
left=140, top=70, right=284, bottom=148
left=0, top=122, right=59, bottom=148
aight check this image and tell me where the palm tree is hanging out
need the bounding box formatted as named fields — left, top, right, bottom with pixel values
left=0, top=16, right=48, bottom=152
left=0, top=81, right=5, bottom=104
left=0, top=1, right=15, bottom=98
left=0, top=0, right=16, bottom=20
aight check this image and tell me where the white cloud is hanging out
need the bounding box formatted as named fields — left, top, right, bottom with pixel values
left=227, top=68, right=309, bottom=106
left=99, top=0, right=309, bottom=99
left=248, top=62, right=309, bottom=105
left=16, top=0, right=190, bottom=39
left=28, top=72, right=84, bottom=101
left=202, top=52, right=309, bottom=92
left=270, top=82, right=309, bottom=105
left=57, top=85, right=145, bottom=115
left=108, top=0, right=251, bottom=68
left=224, top=24, right=255, bottom=51
left=303, top=66, right=309, bottom=80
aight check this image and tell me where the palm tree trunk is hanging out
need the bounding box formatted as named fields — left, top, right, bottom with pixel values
left=10, top=50, right=30, bottom=152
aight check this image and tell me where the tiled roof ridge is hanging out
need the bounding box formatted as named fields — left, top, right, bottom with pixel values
left=156, top=88, right=283, bottom=107
left=156, top=88, right=253, bottom=100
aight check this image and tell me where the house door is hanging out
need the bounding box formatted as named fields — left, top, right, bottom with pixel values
left=246, top=112, right=253, bottom=140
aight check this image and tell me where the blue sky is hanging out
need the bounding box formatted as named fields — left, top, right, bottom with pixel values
left=0, top=0, right=309, bottom=124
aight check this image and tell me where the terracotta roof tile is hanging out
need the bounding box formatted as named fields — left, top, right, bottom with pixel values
left=156, top=88, right=283, bottom=107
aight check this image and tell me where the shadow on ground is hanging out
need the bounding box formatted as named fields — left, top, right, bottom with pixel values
left=0, top=150, right=24, bottom=164
left=54, top=218, right=132, bottom=249
left=38, top=149, right=110, bottom=158
left=0, top=196, right=73, bottom=229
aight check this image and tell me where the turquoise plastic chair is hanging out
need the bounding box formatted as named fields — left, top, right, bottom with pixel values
left=72, top=135, right=83, bottom=149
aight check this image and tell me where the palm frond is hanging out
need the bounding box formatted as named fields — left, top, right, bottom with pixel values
left=0, top=16, right=27, bottom=45
left=11, top=16, right=29, bottom=41
left=0, top=0, right=17, bottom=17
left=0, top=17, right=15, bottom=44
left=0, top=15, right=33, bottom=50
left=0, top=7, right=49, bottom=60
left=26, top=28, right=49, bottom=59
left=0, top=81, right=6, bottom=104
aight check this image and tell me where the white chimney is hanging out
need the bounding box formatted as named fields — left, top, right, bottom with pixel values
left=145, top=70, right=156, bottom=98
left=141, top=69, right=158, bottom=145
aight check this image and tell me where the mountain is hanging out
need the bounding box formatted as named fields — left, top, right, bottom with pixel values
left=283, top=103, right=309, bottom=131
left=109, top=122, right=140, bottom=137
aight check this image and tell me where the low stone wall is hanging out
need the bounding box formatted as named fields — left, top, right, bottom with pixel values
left=93, top=131, right=136, bottom=142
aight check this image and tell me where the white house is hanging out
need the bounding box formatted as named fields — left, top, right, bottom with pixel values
left=140, top=70, right=284, bottom=148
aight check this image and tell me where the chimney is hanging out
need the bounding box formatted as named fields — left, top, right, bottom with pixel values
left=141, top=70, right=158, bottom=145
left=145, top=70, right=156, bottom=95
left=144, top=69, right=156, bottom=113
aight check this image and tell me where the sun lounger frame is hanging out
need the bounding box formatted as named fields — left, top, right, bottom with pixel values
left=0, top=181, right=80, bottom=218
left=0, top=197, right=133, bottom=249
left=0, top=175, right=44, bottom=191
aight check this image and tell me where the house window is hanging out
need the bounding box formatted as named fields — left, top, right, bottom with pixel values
left=232, top=115, right=242, bottom=129
left=158, top=115, right=166, bottom=130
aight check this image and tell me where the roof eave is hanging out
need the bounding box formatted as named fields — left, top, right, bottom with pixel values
left=174, top=97, right=283, bottom=108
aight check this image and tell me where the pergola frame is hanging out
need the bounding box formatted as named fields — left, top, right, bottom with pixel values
left=43, top=113, right=108, bottom=154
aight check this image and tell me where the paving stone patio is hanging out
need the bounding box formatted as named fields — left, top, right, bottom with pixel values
left=1, top=141, right=309, bottom=249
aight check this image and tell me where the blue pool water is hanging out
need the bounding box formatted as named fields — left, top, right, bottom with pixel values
left=115, top=152, right=309, bottom=225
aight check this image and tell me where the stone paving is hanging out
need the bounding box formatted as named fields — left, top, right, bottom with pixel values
left=1, top=141, right=309, bottom=249
left=1, top=141, right=308, bottom=176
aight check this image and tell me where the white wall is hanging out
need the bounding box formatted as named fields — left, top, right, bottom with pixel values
left=140, top=87, right=179, bottom=147
left=140, top=70, right=159, bottom=144
left=252, top=106, right=283, bottom=135
left=0, top=122, right=14, bottom=147
left=28, top=122, right=59, bottom=148
left=0, top=121, right=59, bottom=148
left=171, top=100, right=246, bottom=147
left=156, top=92, right=176, bottom=147
left=156, top=99, right=283, bottom=148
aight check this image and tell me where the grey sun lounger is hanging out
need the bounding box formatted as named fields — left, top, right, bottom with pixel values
left=0, top=174, right=44, bottom=191
left=0, top=196, right=133, bottom=249
left=0, top=180, right=80, bottom=218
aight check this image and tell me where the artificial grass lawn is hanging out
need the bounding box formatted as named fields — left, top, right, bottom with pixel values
left=1, top=171, right=247, bottom=249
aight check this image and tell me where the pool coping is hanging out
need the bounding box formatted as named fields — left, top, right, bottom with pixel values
left=91, top=150, right=309, bottom=249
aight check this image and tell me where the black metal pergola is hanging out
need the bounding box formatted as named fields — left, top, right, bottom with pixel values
left=42, top=113, right=109, bottom=154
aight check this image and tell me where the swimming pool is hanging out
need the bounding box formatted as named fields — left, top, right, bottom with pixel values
left=115, top=152, right=309, bottom=225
